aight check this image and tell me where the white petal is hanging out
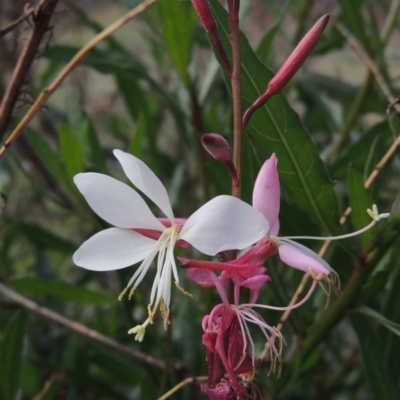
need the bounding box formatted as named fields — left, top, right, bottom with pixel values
left=73, top=228, right=156, bottom=271
left=180, top=195, right=269, bottom=255
left=74, top=173, right=164, bottom=230
left=113, top=150, right=175, bottom=222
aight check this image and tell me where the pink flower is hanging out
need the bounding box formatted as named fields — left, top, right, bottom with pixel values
left=253, top=154, right=389, bottom=282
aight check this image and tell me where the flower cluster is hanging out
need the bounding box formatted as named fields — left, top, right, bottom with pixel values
left=73, top=150, right=388, bottom=397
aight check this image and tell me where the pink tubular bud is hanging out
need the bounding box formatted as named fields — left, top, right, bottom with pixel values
left=191, top=0, right=232, bottom=76
left=268, top=14, right=329, bottom=94
left=243, top=14, right=330, bottom=128
left=201, top=133, right=230, bottom=161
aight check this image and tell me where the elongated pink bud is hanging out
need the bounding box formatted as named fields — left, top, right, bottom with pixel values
left=243, top=14, right=330, bottom=128
left=191, top=0, right=232, bottom=76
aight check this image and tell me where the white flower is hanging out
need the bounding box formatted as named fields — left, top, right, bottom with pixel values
left=73, top=150, right=269, bottom=330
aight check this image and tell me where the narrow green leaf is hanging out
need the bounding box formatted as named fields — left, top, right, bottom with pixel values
left=0, top=313, right=25, bottom=400
left=25, top=128, right=68, bottom=187
left=20, top=222, right=77, bottom=254
left=210, top=0, right=341, bottom=234
left=356, top=306, right=400, bottom=337
left=130, top=112, right=147, bottom=158
left=116, top=72, right=146, bottom=121
left=351, top=313, right=398, bottom=400
left=86, top=121, right=107, bottom=174
left=346, top=166, right=373, bottom=250
left=59, top=122, right=86, bottom=179
left=158, top=1, right=197, bottom=84
left=382, top=258, right=400, bottom=383
left=10, top=278, right=117, bottom=305
left=339, top=0, right=369, bottom=48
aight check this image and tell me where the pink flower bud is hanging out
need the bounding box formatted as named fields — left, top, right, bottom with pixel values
left=252, top=153, right=280, bottom=235
left=191, top=0, right=232, bottom=76
left=243, top=14, right=330, bottom=128
left=269, top=14, right=330, bottom=94
left=201, top=133, right=231, bottom=161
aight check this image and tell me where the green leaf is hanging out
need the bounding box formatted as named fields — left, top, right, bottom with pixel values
left=331, top=121, right=393, bottom=180
left=0, top=313, right=25, bottom=400
left=210, top=0, right=341, bottom=234
left=346, top=166, right=373, bottom=250
left=382, top=259, right=400, bottom=382
left=116, top=72, right=146, bottom=121
left=356, top=306, right=400, bottom=337
left=20, top=222, right=77, bottom=254
left=130, top=111, right=146, bottom=158
left=339, top=0, right=369, bottom=48
left=45, top=46, right=187, bottom=133
left=25, top=127, right=69, bottom=187
left=10, top=278, right=117, bottom=305
left=59, top=122, right=86, bottom=179
left=86, top=121, right=107, bottom=174
left=351, top=313, right=399, bottom=400
left=158, top=1, right=197, bottom=85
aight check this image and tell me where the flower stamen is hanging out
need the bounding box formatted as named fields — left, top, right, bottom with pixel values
left=175, top=281, right=193, bottom=297
left=118, top=287, right=128, bottom=301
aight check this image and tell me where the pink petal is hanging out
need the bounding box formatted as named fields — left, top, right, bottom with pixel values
left=241, top=275, right=271, bottom=290
left=252, top=154, right=280, bottom=235
left=186, top=268, right=215, bottom=288
left=278, top=243, right=331, bottom=276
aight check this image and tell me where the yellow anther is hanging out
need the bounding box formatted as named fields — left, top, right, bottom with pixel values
left=175, top=281, right=193, bottom=297
left=128, top=286, right=137, bottom=300
left=159, top=299, right=171, bottom=330
left=118, top=287, right=128, bottom=301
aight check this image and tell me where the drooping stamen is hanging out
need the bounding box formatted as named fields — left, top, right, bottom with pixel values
left=244, top=278, right=318, bottom=311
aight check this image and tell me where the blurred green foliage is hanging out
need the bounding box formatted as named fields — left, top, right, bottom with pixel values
left=0, top=0, right=399, bottom=399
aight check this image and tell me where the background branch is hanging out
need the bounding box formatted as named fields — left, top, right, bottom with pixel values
left=0, top=5, right=34, bottom=39
left=0, top=282, right=171, bottom=372
left=0, top=0, right=161, bottom=158
left=0, top=0, right=59, bottom=138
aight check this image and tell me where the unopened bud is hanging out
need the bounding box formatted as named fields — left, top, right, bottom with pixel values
left=243, top=14, right=330, bottom=128
left=191, top=0, right=232, bottom=76
left=269, top=14, right=329, bottom=94
left=201, top=134, right=239, bottom=186
left=201, top=133, right=230, bottom=161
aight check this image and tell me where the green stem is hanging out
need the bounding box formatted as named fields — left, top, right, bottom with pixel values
left=228, top=0, right=243, bottom=199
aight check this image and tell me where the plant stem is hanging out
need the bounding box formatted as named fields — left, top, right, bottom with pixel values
left=228, top=0, right=243, bottom=199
